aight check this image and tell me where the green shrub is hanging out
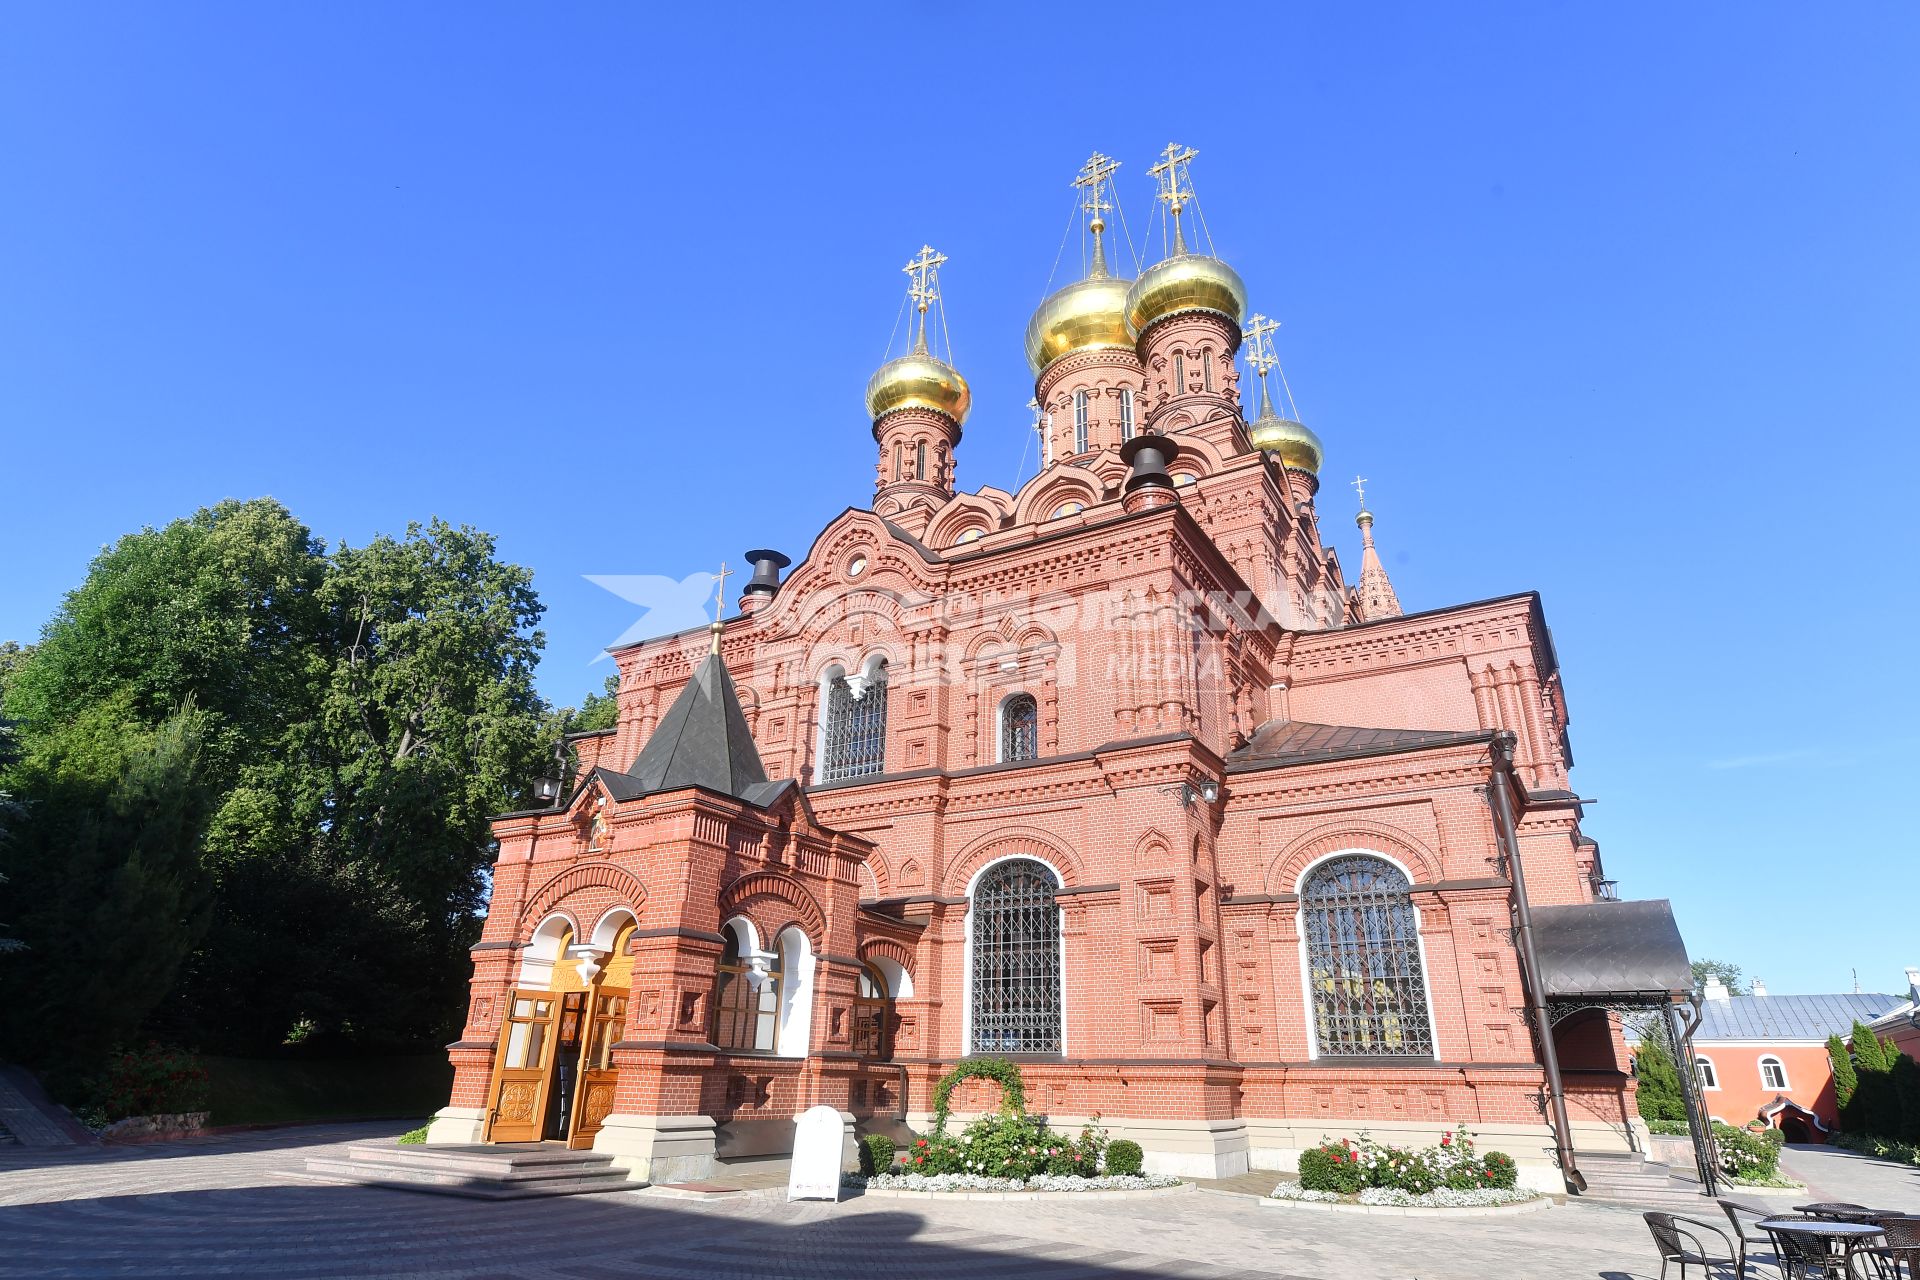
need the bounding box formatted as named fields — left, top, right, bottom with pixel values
left=92, top=1044, right=211, bottom=1119
left=1647, top=1119, right=1691, bottom=1136
left=1105, top=1139, right=1144, bottom=1176
left=1298, top=1140, right=1366, bottom=1194
left=397, top=1124, right=429, bottom=1145
left=929, top=1056, right=1027, bottom=1130
left=860, top=1133, right=896, bottom=1175
left=1632, top=1034, right=1688, bottom=1123
left=1712, top=1122, right=1781, bottom=1178
left=1481, top=1151, right=1518, bottom=1189
left=960, top=1113, right=1060, bottom=1180
left=1829, top=1034, right=1859, bottom=1109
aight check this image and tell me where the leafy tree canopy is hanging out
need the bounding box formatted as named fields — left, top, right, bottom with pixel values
left=1692, top=958, right=1747, bottom=996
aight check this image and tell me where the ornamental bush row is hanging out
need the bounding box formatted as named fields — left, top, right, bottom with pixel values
left=1272, top=1182, right=1535, bottom=1208
left=855, top=1170, right=1180, bottom=1193
left=1711, top=1121, right=1784, bottom=1179
left=899, top=1112, right=1118, bottom=1179
left=1296, top=1129, right=1519, bottom=1196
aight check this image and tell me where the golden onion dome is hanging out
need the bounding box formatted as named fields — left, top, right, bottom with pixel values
left=1024, top=272, right=1134, bottom=374
left=1124, top=253, right=1248, bottom=337
left=1248, top=405, right=1324, bottom=475
left=865, top=351, right=972, bottom=426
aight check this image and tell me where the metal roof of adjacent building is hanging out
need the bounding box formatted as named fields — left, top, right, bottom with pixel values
left=1694, top=992, right=1906, bottom=1042
left=1225, top=720, right=1492, bottom=772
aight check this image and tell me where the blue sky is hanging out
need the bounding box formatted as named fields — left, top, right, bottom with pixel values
left=2, top=4, right=1915, bottom=996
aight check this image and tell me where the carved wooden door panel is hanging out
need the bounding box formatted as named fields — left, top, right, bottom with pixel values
left=568, top=988, right=627, bottom=1150
left=485, top=990, right=558, bottom=1143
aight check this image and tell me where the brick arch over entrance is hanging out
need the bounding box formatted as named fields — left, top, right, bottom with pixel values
left=858, top=936, right=916, bottom=979
left=718, top=870, right=827, bottom=947
left=1264, top=822, right=1441, bottom=896
left=517, top=861, right=649, bottom=936
left=948, top=826, right=1083, bottom=892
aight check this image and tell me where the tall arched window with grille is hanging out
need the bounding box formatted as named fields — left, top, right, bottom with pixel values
left=1301, top=855, right=1434, bottom=1056
left=969, top=858, right=1062, bottom=1054
left=1073, top=390, right=1089, bottom=454
left=999, top=693, right=1038, bottom=763
left=1119, top=387, right=1135, bottom=440
left=821, top=660, right=888, bottom=781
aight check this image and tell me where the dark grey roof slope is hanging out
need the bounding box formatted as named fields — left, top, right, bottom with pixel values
left=1226, top=720, right=1491, bottom=772
left=597, top=650, right=791, bottom=809
left=1695, top=993, right=1904, bottom=1043
left=1530, top=899, right=1692, bottom=999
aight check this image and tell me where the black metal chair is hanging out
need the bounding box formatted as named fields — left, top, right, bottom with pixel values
left=1802, top=1204, right=1875, bottom=1221
left=1721, top=1199, right=1779, bottom=1277
left=1848, top=1246, right=1914, bottom=1279
left=1646, top=1211, right=1745, bottom=1279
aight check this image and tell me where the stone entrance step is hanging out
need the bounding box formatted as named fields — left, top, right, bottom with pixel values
left=1571, top=1150, right=1717, bottom=1209
left=303, top=1142, right=639, bottom=1200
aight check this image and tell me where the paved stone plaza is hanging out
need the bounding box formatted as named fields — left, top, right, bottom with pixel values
left=2, top=1123, right=1915, bottom=1279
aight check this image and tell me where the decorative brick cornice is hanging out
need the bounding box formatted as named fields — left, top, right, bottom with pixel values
left=516, top=861, right=648, bottom=930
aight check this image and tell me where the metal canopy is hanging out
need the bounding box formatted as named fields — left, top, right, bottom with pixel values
left=1530, top=899, right=1691, bottom=1001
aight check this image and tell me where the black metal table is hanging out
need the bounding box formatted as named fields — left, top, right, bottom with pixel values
left=1761, top=1218, right=1884, bottom=1276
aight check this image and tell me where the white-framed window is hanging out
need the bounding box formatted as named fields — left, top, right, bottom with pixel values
left=1299, top=855, right=1435, bottom=1056
left=1694, top=1056, right=1719, bottom=1090
left=1073, top=390, right=1089, bottom=454
left=968, top=857, right=1063, bottom=1055
left=1759, top=1056, right=1789, bottom=1091
left=998, top=692, right=1038, bottom=763
left=820, top=657, right=888, bottom=781
left=1119, top=387, right=1134, bottom=440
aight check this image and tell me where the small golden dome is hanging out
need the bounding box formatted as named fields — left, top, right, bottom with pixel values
left=1124, top=253, right=1248, bottom=337
left=865, top=351, right=972, bottom=425
left=1248, top=407, right=1324, bottom=475
left=1024, top=272, right=1134, bottom=374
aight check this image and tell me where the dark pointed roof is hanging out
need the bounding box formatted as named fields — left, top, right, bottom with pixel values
left=596, top=650, right=791, bottom=808
left=1226, top=719, right=1492, bottom=772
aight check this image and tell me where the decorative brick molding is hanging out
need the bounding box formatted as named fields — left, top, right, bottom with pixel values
left=718, top=869, right=828, bottom=945
left=516, top=861, right=649, bottom=930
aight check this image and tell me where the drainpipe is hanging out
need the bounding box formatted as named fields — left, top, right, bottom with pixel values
left=1489, top=733, right=1586, bottom=1194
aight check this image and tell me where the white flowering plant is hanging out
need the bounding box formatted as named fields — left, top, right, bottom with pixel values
left=1271, top=1182, right=1535, bottom=1208
left=851, top=1170, right=1179, bottom=1193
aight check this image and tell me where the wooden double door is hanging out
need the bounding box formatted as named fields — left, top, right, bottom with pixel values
left=484, top=986, right=628, bottom=1148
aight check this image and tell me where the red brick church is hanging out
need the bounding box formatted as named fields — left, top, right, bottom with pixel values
left=427, top=148, right=1695, bottom=1192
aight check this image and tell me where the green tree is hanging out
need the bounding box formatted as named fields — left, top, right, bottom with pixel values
left=1632, top=1029, right=1688, bottom=1122
left=0, top=641, right=33, bottom=703
left=0, top=702, right=213, bottom=1082
left=1889, top=1053, right=1920, bottom=1144
left=1851, top=1020, right=1891, bottom=1073
left=1829, top=1033, right=1859, bottom=1109
left=1692, top=958, right=1747, bottom=995
left=0, top=717, right=25, bottom=957
left=573, top=674, right=621, bottom=733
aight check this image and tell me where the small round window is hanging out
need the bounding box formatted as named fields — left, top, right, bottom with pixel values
left=955, top=528, right=983, bottom=544
left=847, top=555, right=868, bottom=578
left=1051, top=501, right=1084, bottom=519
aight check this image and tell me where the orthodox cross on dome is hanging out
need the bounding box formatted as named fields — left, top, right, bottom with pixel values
left=903, top=243, right=947, bottom=353
left=1148, top=142, right=1199, bottom=254
left=1351, top=475, right=1369, bottom=512
left=708, top=561, right=733, bottom=654
left=1244, top=313, right=1280, bottom=379
left=1071, top=151, right=1121, bottom=276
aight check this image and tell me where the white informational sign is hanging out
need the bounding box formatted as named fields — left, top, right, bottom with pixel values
left=786, top=1105, right=844, bottom=1202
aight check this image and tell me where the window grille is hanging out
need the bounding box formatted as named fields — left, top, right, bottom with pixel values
left=1073, top=391, right=1089, bottom=454
left=1302, top=856, right=1434, bottom=1056
left=822, top=664, right=887, bottom=781
left=713, top=929, right=780, bottom=1052
left=1120, top=388, right=1134, bottom=439
left=1000, top=693, right=1038, bottom=762
left=969, top=858, right=1062, bottom=1054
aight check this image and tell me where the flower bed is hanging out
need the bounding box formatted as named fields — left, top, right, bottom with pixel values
left=852, top=1171, right=1182, bottom=1194
left=1271, top=1182, right=1537, bottom=1209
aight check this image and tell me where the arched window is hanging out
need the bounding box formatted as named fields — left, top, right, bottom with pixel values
left=1201, top=348, right=1214, bottom=392
left=1000, top=693, right=1038, bottom=763
left=1301, top=855, right=1434, bottom=1056
left=969, top=858, right=1062, bottom=1054
left=893, top=442, right=903, bottom=481
left=1695, top=1056, right=1719, bottom=1090
left=916, top=440, right=927, bottom=480
left=1759, top=1056, right=1789, bottom=1091
left=821, top=659, right=888, bottom=781
left=1119, top=387, right=1135, bottom=440
left=1173, top=351, right=1185, bottom=390
left=853, top=963, right=892, bottom=1059
left=713, top=921, right=779, bottom=1053
left=1073, top=390, right=1089, bottom=454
